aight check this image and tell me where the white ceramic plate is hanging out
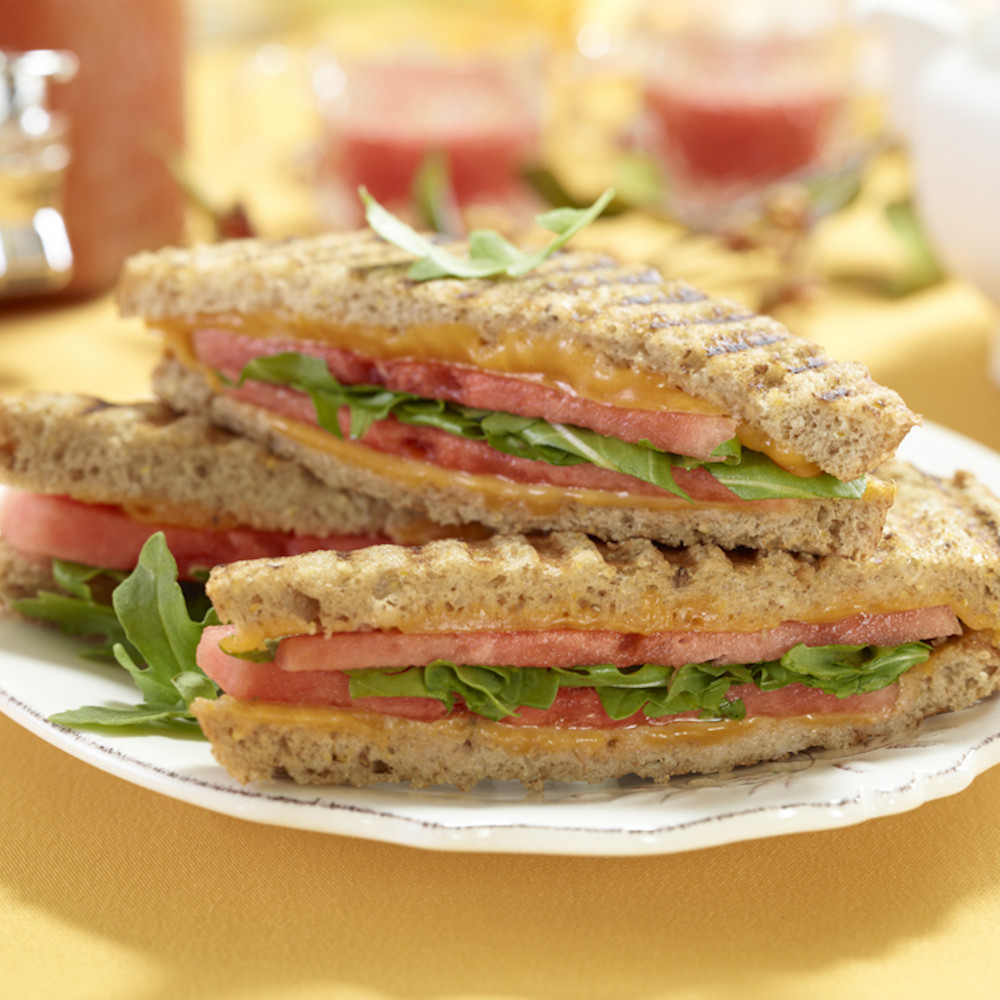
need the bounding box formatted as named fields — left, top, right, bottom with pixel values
left=2, top=421, right=1000, bottom=856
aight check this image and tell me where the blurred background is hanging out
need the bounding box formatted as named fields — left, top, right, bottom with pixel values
left=1, top=0, right=999, bottom=426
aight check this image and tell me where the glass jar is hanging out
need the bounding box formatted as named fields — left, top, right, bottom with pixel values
left=1, top=0, right=186, bottom=297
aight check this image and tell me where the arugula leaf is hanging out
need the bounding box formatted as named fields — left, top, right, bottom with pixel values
left=48, top=534, right=220, bottom=731
left=705, top=449, right=866, bottom=501
left=13, top=560, right=135, bottom=661
left=361, top=185, right=615, bottom=281
left=52, top=559, right=128, bottom=599
left=883, top=198, right=945, bottom=297
left=412, top=151, right=464, bottom=237
left=13, top=590, right=132, bottom=661
left=233, top=352, right=867, bottom=502
left=759, top=642, right=929, bottom=698
left=349, top=660, right=561, bottom=722
left=346, top=641, right=931, bottom=723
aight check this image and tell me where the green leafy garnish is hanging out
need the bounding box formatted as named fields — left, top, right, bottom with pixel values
left=412, top=151, right=464, bottom=237
left=47, top=534, right=219, bottom=731
left=232, top=351, right=867, bottom=502
left=756, top=642, right=930, bottom=698
left=691, top=448, right=865, bottom=501
left=522, top=159, right=663, bottom=216
left=883, top=198, right=946, bottom=297
left=13, top=560, right=133, bottom=661
left=346, top=642, right=931, bottom=722
left=360, top=185, right=615, bottom=281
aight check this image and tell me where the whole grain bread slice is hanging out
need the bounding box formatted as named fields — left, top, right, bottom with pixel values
left=206, top=460, right=1000, bottom=652
left=0, top=390, right=442, bottom=541
left=191, top=628, right=1000, bottom=789
left=154, top=358, right=896, bottom=559
left=118, top=230, right=918, bottom=482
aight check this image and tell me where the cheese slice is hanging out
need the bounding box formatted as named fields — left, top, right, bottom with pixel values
left=206, top=698, right=895, bottom=754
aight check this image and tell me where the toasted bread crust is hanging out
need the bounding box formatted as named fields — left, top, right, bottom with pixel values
left=119, top=231, right=917, bottom=481
left=205, top=461, right=1000, bottom=648
left=154, top=358, right=894, bottom=558
left=0, top=390, right=434, bottom=540
left=0, top=538, right=59, bottom=616
left=190, top=629, right=1000, bottom=789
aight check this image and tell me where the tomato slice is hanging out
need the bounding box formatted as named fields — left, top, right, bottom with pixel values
left=0, top=490, right=386, bottom=579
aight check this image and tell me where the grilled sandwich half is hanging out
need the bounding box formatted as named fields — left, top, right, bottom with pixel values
left=192, top=461, right=1000, bottom=790
left=118, top=231, right=917, bottom=557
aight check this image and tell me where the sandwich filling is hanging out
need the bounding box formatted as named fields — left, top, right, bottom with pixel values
left=166, top=324, right=868, bottom=505
left=195, top=607, right=957, bottom=730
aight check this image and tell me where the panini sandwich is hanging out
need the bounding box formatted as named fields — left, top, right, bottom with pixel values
left=0, top=391, right=460, bottom=615
left=117, top=229, right=916, bottom=557
left=192, top=461, right=1000, bottom=789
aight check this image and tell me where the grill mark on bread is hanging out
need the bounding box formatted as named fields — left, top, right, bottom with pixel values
left=785, top=356, right=832, bottom=375
left=705, top=328, right=790, bottom=355
left=819, top=387, right=852, bottom=402
left=619, top=288, right=708, bottom=307
left=540, top=262, right=661, bottom=286
left=653, top=311, right=755, bottom=331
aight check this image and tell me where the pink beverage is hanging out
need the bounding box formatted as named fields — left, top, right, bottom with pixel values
left=316, top=56, right=542, bottom=224
left=637, top=1, right=850, bottom=230
left=644, top=81, right=839, bottom=188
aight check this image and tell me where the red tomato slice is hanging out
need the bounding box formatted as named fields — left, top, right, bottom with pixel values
left=0, top=490, right=386, bottom=578
left=263, top=609, right=959, bottom=672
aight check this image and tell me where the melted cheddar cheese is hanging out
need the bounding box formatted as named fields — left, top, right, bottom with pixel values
left=268, top=413, right=803, bottom=516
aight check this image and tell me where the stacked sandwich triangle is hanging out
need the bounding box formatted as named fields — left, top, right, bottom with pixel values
left=2, top=200, right=999, bottom=788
